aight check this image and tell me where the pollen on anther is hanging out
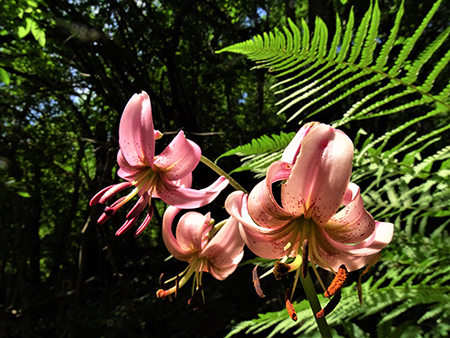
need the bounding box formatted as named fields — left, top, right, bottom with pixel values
left=285, top=288, right=297, bottom=321
left=273, top=261, right=291, bottom=280
left=325, top=265, right=348, bottom=298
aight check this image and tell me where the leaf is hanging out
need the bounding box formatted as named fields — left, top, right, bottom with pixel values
left=18, top=17, right=32, bottom=38
left=17, top=191, right=31, bottom=198
left=31, top=20, right=46, bottom=47
left=0, top=67, right=10, bottom=85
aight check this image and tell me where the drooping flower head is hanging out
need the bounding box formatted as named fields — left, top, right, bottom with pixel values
left=156, top=206, right=245, bottom=300
left=90, top=92, right=229, bottom=236
left=226, top=122, right=394, bottom=273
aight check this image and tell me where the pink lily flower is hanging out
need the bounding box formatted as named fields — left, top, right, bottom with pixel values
left=225, top=123, right=394, bottom=273
left=156, top=206, right=245, bottom=299
left=90, top=92, right=229, bottom=236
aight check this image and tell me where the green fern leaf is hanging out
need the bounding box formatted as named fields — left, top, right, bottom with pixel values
left=388, top=0, right=443, bottom=77
left=216, top=132, right=295, bottom=176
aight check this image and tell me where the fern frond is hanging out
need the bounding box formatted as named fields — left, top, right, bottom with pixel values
left=219, top=0, right=450, bottom=135
left=216, top=132, right=295, bottom=177
left=216, top=132, right=294, bottom=160
left=349, top=1, right=375, bottom=66
left=374, top=0, right=404, bottom=69
left=388, top=0, right=443, bottom=77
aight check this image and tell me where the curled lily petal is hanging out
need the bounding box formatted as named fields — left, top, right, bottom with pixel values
left=172, top=174, right=193, bottom=189
left=119, top=92, right=155, bottom=168
left=315, top=246, right=382, bottom=272
left=325, top=183, right=375, bottom=243
left=155, top=176, right=229, bottom=209
left=281, top=124, right=353, bottom=226
left=176, top=212, right=212, bottom=253
left=117, top=150, right=141, bottom=181
left=161, top=206, right=196, bottom=262
left=248, top=161, right=293, bottom=229
left=226, top=191, right=291, bottom=259
left=154, top=131, right=201, bottom=181
left=201, top=217, right=245, bottom=280
left=281, top=122, right=320, bottom=165
left=324, top=221, right=394, bottom=257
left=207, top=252, right=244, bottom=281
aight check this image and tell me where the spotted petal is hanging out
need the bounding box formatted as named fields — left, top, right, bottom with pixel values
left=201, top=217, right=245, bottom=280
left=313, top=245, right=381, bottom=272
left=226, top=191, right=293, bottom=259
left=119, top=92, right=155, bottom=168
left=248, top=161, right=293, bottom=229
left=117, top=149, right=144, bottom=180
left=324, top=183, right=375, bottom=243
left=281, top=124, right=353, bottom=226
left=325, top=221, right=394, bottom=257
left=154, top=131, right=201, bottom=181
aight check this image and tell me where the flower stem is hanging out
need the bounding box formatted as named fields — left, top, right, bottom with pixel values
left=300, top=268, right=333, bottom=338
left=200, top=156, right=247, bottom=194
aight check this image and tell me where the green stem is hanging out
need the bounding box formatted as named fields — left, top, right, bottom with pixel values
left=300, top=268, right=333, bottom=338
left=200, top=156, right=248, bottom=194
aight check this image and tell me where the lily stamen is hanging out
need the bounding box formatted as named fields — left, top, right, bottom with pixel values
left=325, top=264, right=348, bottom=298
left=156, top=259, right=203, bottom=299
left=301, top=239, right=309, bottom=278
left=285, top=288, right=298, bottom=321
left=273, top=254, right=302, bottom=280
left=316, top=290, right=342, bottom=319
left=311, top=263, right=327, bottom=292
left=252, top=265, right=265, bottom=298
left=187, top=285, right=205, bottom=309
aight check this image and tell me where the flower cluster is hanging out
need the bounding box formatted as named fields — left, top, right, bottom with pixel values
left=90, top=93, right=394, bottom=319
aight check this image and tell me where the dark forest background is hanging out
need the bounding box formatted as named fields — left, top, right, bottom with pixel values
left=1, top=0, right=447, bottom=337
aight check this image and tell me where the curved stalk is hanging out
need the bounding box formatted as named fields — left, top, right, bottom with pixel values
left=200, top=156, right=248, bottom=194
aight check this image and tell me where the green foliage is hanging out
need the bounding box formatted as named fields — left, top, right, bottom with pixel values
left=219, top=0, right=450, bottom=337
left=227, top=229, right=450, bottom=338
left=218, top=0, right=449, bottom=126
left=0, top=0, right=47, bottom=45
left=352, top=128, right=450, bottom=238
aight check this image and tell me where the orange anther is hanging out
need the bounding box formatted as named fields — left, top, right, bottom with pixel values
left=325, top=265, right=348, bottom=298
